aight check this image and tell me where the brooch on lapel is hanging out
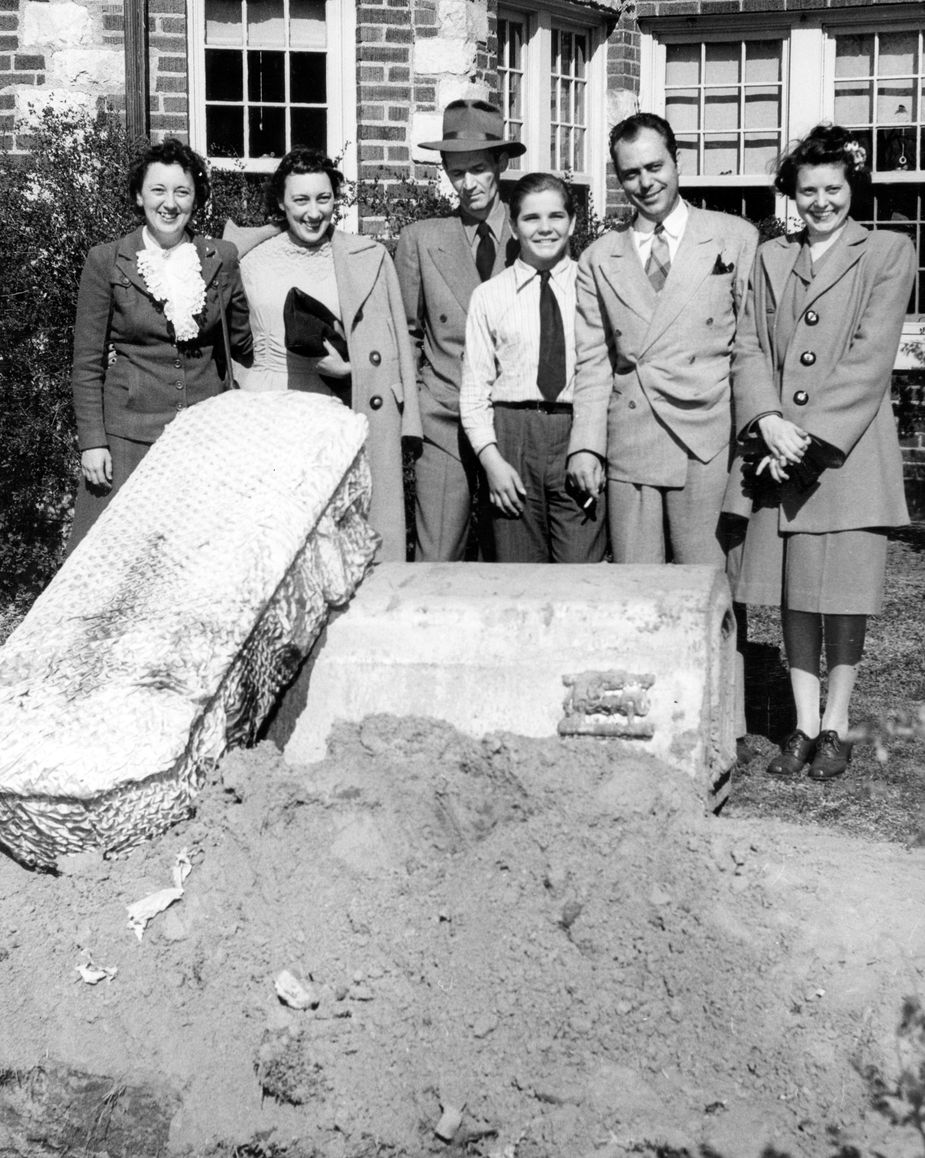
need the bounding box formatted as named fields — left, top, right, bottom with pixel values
left=712, top=255, right=735, bottom=275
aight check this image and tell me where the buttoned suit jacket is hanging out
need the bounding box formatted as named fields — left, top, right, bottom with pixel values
left=330, top=229, right=423, bottom=559
left=567, top=205, right=758, bottom=487
left=723, top=219, right=913, bottom=532
left=71, top=226, right=252, bottom=450
left=395, top=211, right=517, bottom=459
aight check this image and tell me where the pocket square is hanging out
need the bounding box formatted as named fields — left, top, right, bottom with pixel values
left=712, top=255, right=735, bottom=275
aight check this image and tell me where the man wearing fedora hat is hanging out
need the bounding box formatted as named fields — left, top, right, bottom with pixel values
left=395, top=99, right=525, bottom=561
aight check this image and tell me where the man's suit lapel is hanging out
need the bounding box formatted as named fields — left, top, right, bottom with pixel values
left=596, top=226, right=656, bottom=325
left=332, top=231, right=385, bottom=334
left=425, top=215, right=479, bottom=312
left=639, top=208, right=718, bottom=353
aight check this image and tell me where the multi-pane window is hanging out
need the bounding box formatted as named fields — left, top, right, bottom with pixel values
left=665, top=39, right=785, bottom=179
left=834, top=29, right=924, bottom=313
left=203, top=0, right=327, bottom=160
left=498, top=16, right=525, bottom=172
left=498, top=7, right=604, bottom=202
left=550, top=28, right=588, bottom=174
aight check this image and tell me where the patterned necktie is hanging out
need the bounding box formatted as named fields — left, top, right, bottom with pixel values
left=536, top=270, right=567, bottom=402
left=645, top=222, right=671, bottom=292
left=475, top=221, right=495, bottom=282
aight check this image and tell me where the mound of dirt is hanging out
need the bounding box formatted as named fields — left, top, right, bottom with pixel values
left=0, top=716, right=922, bottom=1157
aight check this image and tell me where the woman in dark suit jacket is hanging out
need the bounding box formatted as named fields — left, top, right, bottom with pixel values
left=726, top=124, right=915, bottom=780
left=68, top=138, right=252, bottom=550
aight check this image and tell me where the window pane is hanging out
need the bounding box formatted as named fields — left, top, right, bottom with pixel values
left=574, top=126, right=585, bottom=171
left=559, top=31, right=572, bottom=74
left=744, top=40, right=779, bottom=84
left=206, top=49, right=243, bottom=100
left=665, top=89, right=699, bottom=133
left=704, top=41, right=739, bottom=85
left=835, top=33, right=874, bottom=79
left=834, top=82, right=872, bottom=126
left=703, top=87, right=738, bottom=131
left=575, top=35, right=586, bottom=80
left=289, top=0, right=325, bottom=49
left=249, top=105, right=286, bottom=156
left=879, top=31, right=917, bottom=76
left=206, top=105, right=244, bottom=155
left=877, top=81, right=915, bottom=125
left=702, top=134, right=737, bottom=175
left=744, top=86, right=779, bottom=130
left=248, top=49, right=285, bottom=102
left=205, top=0, right=242, bottom=45
left=290, top=52, right=326, bottom=103
left=743, top=131, right=778, bottom=173
left=247, top=0, right=285, bottom=48
left=290, top=106, right=326, bottom=151
left=666, top=42, right=699, bottom=87
left=877, top=125, right=917, bottom=171
left=676, top=135, right=698, bottom=174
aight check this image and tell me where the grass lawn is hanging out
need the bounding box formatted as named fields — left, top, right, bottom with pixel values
left=727, top=524, right=925, bottom=845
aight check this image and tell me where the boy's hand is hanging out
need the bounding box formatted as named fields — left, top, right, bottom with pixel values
left=479, top=445, right=526, bottom=517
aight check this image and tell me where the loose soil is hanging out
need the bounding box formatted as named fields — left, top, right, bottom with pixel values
left=1, top=715, right=923, bottom=1158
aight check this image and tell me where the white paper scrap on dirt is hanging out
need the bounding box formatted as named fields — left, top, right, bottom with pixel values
left=75, top=957, right=118, bottom=984
left=274, top=969, right=319, bottom=1010
left=127, top=850, right=192, bottom=941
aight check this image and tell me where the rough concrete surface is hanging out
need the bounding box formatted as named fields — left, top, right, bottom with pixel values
left=0, top=716, right=922, bottom=1157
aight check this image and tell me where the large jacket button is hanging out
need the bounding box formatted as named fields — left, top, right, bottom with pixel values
left=793, top=390, right=809, bottom=406
left=175, top=380, right=183, bottom=389
left=804, top=310, right=819, bottom=326
left=800, top=350, right=816, bottom=366
left=370, top=395, right=383, bottom=410
left=176, top=401, right=186, bottom=411
left=369, top=350, right=381, bottom=366
left=628, top=400, right=636, bottom=409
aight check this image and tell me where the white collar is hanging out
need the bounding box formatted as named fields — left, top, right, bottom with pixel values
left=633, top=197, right=688, bottom=239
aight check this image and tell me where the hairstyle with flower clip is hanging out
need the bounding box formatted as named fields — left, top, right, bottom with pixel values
left=774, top=123, right=871, bottom=199
left=265, top=148, right=345, bottom=219
left=128, top=138, right=211, bottom=213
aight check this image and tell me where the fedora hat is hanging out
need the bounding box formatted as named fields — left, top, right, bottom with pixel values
left=419, top=99, right=527, bottom=156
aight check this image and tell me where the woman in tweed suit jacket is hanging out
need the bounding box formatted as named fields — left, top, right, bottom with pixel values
left=68, top=138, right=252, bottom=550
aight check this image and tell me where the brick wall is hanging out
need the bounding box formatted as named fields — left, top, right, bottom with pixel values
left=149, top=0, right=188, bottom=138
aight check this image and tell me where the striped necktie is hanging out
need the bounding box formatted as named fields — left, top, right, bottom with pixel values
left=645, top=222, right=670, bottom=292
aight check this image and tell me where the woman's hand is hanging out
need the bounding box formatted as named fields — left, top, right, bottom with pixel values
left=315, top=339, right=351, bottom=379
left=755, top=453, right=791, bottom=483
left=81, top=447, right=112, bottom=489
left=480, top=445, right=526, bottom=517
left=757, top=414, right=810, bottom=465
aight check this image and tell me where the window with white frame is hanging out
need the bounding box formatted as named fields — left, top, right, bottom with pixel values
left=641, top=16, right=925, bottom=321
left=498, top=7, right=606, bottom=208
left=188, top=0, right=356, bottom=173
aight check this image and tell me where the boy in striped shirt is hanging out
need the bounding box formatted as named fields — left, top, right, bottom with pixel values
left=460, top=173, right=607, bottom=563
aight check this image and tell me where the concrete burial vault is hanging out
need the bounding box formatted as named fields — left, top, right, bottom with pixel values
left=271, top=563, right=737, bottom=807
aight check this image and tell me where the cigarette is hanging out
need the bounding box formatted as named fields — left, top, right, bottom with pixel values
left=581, top=496, right=595, bottom=511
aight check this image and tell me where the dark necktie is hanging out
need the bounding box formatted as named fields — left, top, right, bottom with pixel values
left=475, top=221, right=495, bottom=282
left=536, top=270, right=567, bottom=401
left=645, top=222, right=671, bottom=292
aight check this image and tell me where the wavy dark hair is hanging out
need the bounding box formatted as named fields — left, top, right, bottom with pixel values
left=128, top=138, right=211, bottom=212
left=510, top=172, right=575, bottom=221
left=774, top=123, right=871, bottom=199
left=609, top=112, right=678, bottom=170
left=265, top=148, right=344, bottom=218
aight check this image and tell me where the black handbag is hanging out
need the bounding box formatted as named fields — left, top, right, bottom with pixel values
left=283, top=286, right=349, bottom=360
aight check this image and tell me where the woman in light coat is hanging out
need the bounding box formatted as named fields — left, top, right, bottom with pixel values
left=725, top=123, right=915, bottom=780
left=232, top=148, right=421, bottom=561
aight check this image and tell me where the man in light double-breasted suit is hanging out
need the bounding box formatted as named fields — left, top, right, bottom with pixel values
left=395, top=100, right=522, bottom=561
left=567, top=113, right=758, bottom=567
left=567, top=113, right=758, bottom=755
